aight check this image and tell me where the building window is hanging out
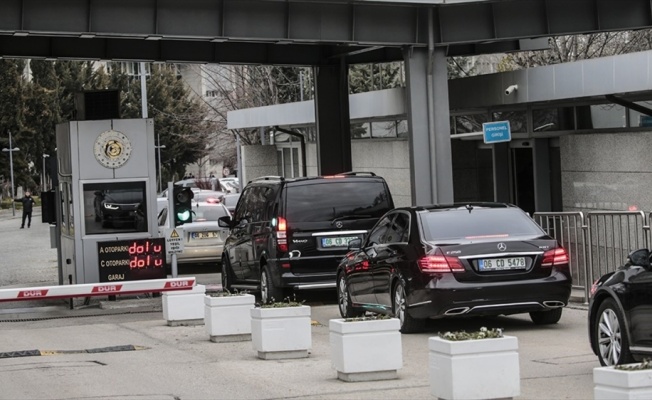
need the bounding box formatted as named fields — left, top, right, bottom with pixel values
left=351, top=122, right=371, bottom=139
left=492, top=110, right=527, bottom=133
left=371, top=121, right=398, bottom=138
left=591, top=104, right=626, bottom=129
left=451, top=113, right=488, bottom=135
left=628, top=101, right=652, bottom=127
left=532, top=108, right=559, bottom=132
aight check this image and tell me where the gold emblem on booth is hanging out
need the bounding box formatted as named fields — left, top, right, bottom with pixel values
left=94, top=130, right=133, bottom=169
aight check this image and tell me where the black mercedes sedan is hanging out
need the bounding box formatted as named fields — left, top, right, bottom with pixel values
left=588, top=248, right=652, bottom=366
left=336, top=203, right=572, bottom=333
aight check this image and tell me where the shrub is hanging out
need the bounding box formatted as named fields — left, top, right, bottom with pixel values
left=438, top=327, right=504, bottom=341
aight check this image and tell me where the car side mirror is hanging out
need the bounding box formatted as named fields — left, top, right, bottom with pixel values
left=627, top=249, right=651, bottom=268
left=348, top=238, right=362, bottom=250
left=218, top=216, right=232, bottom=228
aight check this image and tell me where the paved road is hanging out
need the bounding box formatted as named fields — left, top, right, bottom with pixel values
left=0, top=207, right=602, bottom=399
left=0, top=208, right=59, bottom=289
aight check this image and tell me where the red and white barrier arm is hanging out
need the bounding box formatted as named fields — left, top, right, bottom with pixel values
left=0, top=277, right=196, bottom=302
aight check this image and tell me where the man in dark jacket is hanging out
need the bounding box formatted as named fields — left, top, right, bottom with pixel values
left=16, top=191, right=36, bottom=229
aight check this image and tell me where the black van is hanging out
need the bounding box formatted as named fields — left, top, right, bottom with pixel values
left=218, top=172, right=394, bottom=303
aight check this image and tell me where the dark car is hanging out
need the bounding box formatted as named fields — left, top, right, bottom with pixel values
left=94, top=189, right=144, bottom=228
left=336, top=202, right=572, bottom=333
left=218, top=172, right=394, bottom=303
left=588, top=248, right=652, bottom=366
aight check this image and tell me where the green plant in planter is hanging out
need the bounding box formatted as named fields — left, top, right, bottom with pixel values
left=256, top=295, right=305, bottom=308
left=207, top=289, right=249, bottom=297
left=343, top=313, right=392, bottom=322
left=614, top=358, right=652, bottom=370
left=438, top=326, right=504, bottom=341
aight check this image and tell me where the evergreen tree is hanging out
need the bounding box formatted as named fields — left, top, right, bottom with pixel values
left=106, top=64, right=211, bottom=182
left=0, top=60, right=34, bottom=196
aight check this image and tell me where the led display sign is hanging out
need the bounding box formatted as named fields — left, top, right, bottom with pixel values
left=98, top=238, right=166, bottom=282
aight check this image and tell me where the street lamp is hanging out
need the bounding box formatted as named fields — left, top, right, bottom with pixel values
left=42, top=153, right=50, bottom=192
left=2, top=131, right=20, bottom=216
left=155, top=132, right=166, bottom=193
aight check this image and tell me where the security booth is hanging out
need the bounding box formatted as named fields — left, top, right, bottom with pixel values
left=56, top=118, right=165, bottom=285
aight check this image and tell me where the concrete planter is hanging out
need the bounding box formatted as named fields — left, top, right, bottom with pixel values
left=429, top=335, right=520, bottom=400
left=162, top=284, right=206, bottom=326
left=204, top=293, right=256, bottom=342
left=329, top=317, right=402, bottom=382
left=594, top=364, right=652, bottom=399
left=250, top=305, right=311, bottom=360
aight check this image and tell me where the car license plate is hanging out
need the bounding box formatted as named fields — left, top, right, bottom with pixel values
left=191, top=231, right=218, bottom=239
left=478, top=257, right=526, bottom=271
left=321, top=236, right=358, bottom=248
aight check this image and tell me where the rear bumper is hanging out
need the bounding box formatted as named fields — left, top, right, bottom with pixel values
left=406, top=270, right=572, bottom=319
left=169, top=245, right=224, bottom=264
left=270, top=254, right=341, bottom=290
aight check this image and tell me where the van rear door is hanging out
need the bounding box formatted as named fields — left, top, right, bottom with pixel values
left=281, top=179, right=394, bottom=276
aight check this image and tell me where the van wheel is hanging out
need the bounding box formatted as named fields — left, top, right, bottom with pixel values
left=221, top=256, right=234, bottom=292
left=260, top=267, right=283, bottom=304
left=337, top=273, right=364, bottom=318
left=393, top=280, right=425, bottom=333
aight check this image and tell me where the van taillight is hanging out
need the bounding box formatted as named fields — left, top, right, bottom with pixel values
left=417, top=249, right=464, bottom=273
left=276, top=216, right=288, bottom=252
left=541, top=248, right=569, bottom=267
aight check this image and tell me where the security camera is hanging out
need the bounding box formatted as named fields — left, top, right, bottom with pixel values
left=505, top=84, right=518, bottom=96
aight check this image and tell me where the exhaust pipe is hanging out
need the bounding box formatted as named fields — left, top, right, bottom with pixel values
left=444, top=307, right=470, bottom=316
left=543, top=301, right=565, bottom=308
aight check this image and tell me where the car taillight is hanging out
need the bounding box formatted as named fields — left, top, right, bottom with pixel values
left=418, top=249, right=465, bottom=273
left=590, top=279, right=601, bottom=297
left=541, top=248, right=569, bottom=267
left=276, top=216, right=288, bottom=252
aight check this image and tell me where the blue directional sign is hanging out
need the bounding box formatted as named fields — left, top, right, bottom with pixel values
left=483, top=121, right=512, bottom=144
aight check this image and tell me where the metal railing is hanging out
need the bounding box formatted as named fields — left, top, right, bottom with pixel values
left=533, top=211, right=651, bottom=304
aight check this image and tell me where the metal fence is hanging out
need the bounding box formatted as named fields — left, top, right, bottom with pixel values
left=533, top=211, right=652, bottom=304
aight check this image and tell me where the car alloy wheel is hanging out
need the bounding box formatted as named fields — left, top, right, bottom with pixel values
left=336, top=274, right=363, bottom=318
left=393, top=280, right=424, bottom=333
left=337, top=275, right=349, bottom=317
left=394, top=283, right=406, bottom=326
left=596, top=298, right=634, bottom=366
left=221, top=257, right=232, bottom=292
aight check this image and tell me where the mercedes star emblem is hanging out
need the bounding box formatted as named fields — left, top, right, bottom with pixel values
left=335, top=221, right=343, bottom=228
left=497, top=243, right=507, bottom=251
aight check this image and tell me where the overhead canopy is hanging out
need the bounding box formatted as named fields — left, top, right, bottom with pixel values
left=0, top=0, right=650, bottom=64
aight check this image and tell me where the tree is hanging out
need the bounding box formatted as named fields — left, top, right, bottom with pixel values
left=492, top=30, right=652, bottom=72
left=12, top=61, right=211, bottom=186
left=184, top=64, right=314, bottom=171
left=349, top=62, right=404, bottom=94
left=103, top=63, right=212, bottom=183
left=0, top=59, right=33, bottom=196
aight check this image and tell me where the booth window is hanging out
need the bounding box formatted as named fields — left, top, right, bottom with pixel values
left=83, top=181, right=148, bottom=234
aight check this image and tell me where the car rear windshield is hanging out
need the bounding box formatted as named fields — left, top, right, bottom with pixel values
left=194, top=206, right=229, bottom=222
left=420, top=207, right=545, bottom=241
left=284, top=180, right=392, bottom=222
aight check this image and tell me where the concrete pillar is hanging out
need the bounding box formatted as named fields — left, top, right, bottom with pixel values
left=313, top=61, right=352, bottom=175
left=404, top=46, right=454, bottom=205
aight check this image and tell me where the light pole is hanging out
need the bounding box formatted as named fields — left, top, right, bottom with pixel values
left=42, top=153, right=50, bottom=192
left=2, top=131, right=20, bottom=216
left=155, top=132, right=166, bottom=193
